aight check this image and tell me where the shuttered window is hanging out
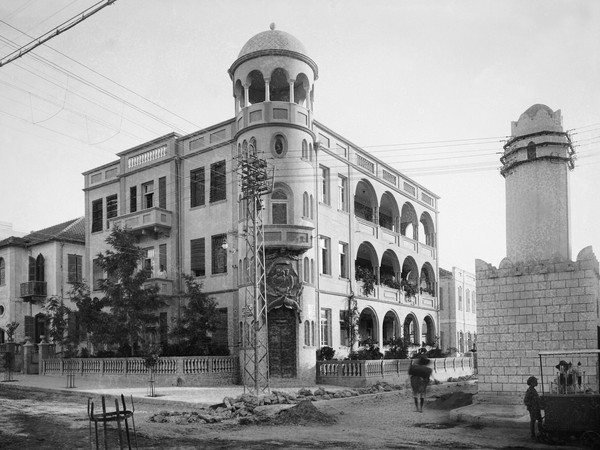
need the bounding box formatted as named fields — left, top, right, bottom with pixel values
left=159, top=244, right=167, bottom=272
left=67, top=254, right=83, bottom=283
left=190, top=238, right=205, bottom=277
left=210, top=160, right=226, bottom=203
left=130, top=186, right=137, bottom=213
left=92, top=258, right=103, bottom=291
left=91, top=199, right=103, bottom=232
left=106, top=194, right=117, bottom=227
left=159, top=176, right=166, bottom=209
left=190, top=167, right=205, bottom=207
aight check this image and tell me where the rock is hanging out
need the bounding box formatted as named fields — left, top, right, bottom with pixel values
left=223, top=397, right=233, bottom=410
left=298, top=388, right=313, bottom=396
left=322, top=394, right=331, bottom=400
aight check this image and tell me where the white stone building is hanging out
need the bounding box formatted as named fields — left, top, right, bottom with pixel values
left=82, top=26, right=441, bottom=383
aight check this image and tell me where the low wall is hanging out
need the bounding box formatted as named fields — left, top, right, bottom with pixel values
left=41, top=356, right=238, bottom=387
left=316, top=356, right=474, bottom=388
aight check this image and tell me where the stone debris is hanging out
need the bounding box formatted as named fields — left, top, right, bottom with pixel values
left=148, top=381, right=401, bottom=425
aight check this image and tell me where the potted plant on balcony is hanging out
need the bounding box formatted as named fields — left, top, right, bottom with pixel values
left=382, top=276, right=402, bottom=290
left=5, top=321, right=19, bottom=343
left=355, top=266, right=376, bottom=297
left=401, top=280, right=418, bottom=299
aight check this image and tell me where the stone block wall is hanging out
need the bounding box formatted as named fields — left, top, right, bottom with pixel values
left=475, top=246, right=600, bottom=404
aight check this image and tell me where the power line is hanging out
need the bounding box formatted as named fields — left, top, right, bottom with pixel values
left=0, top=0, right=117, bottom=68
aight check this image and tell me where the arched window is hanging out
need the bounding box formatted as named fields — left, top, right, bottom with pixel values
left=0, top=257, right=5, bottom=285
left=310, top=320, right=315, bottom=346
left=303, top=192, right=309, bottom=217
left=304, top=320, right=310, bottom=346
left=309, top=143, right=313, bottom=161
left=466, top=289, right=471, bottom=312
left=271, top=190, right=288, bottom=224
left=309, top=195, right=314, bottom=219
left=301, top=140, right=308, bottom=159
left=303, top=257, right=310, bottom=283
left=527, top=141, right=536, bottom=160
left=458, top=287, right=463, bottom=311
left=458, top=331, right=464, bottom=353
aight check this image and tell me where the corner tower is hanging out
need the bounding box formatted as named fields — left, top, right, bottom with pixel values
left=229, top=25, right=319, bottom=382
left=501, top=104, right=575, bottom=263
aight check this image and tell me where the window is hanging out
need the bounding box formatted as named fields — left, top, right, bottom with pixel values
left=190, top=168, right=205, bottom=207
left=130, top=186, right=137, bottom=213
left=439, top=286, right=443, bottom=310
left=210, top=160, right=226, bottom=203
left=320, top=308, right=332, bottom=347
left=211, top=234, right=227, bottom=274
left=310, top=195, right=314, bottom=219
left=338, top=175, right=347, bottom=211
left=319, top=166, right=330, bottom=204
left=142, top=181, right=154, bottom=209
left=319, top=236, right=331, bottom=275
left=159, top=244, right=167, bottom=273
left=67, top=254, right=83, bottom=284
left=458, top=287, right=463, bottom=311
left=304, top=320, right=310, bottom=346
left=273, top=134, right=286, bottom=157
left=159, top=176, right=166, bottom=209
left=190, top=238, right=205, bottom=277
left=303, top=257, right=310, bottom=283
left=302, top=192, right=309, bottom=217
left=339, top=310, right=350, bottom=346
left=0, top=257, right=4, bottom=285
left=91, top=199, right=103, bottom=232
left=271, top=190, right=288, bottom=224
left=301, top=140, right=308, bottom=159
left=92, top=258, right=103, bottom=291
left=466, top=289, right=471, bottom=312
left=527, top=141, right=536, bottom=160
left=106, top=194, right=117, bottom=227
left=143, top=248, right=155, bottom=275
left=339, top=242, right=348, bottom=279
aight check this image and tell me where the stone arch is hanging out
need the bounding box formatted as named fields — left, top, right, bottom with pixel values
left=382, top=310, right=400, bottom=344
left=403, top=313, right=419, bottom=345
left=269, top=67, right=291, bottom=102
left=380, top=249, right=400, bottom=287
left=270, top=182, right=293, bottom=224
left=234, top=79, right=245, bottom=108
left=358, top=306, right=379, bottom=346
left=379, top=191, right=399, bottom=232
left=421, top=315, right=435, bottom=346
left=419, top=211, right=435, bottom=246
left=400, top=202, right=418, bottom=240
left=355, top=241, right=378, bottom=274
left=419, top=262, right=436, bottom=296
left=354, top=179, right=377, bottom=223
left=294, top=73, right=311, bottom=107
left=246, top=70, right=266, bottom=104
left=401, top=256, right=418, bottom=293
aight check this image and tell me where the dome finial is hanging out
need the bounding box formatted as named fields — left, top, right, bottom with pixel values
left=270, top=22, right=276, bottom=31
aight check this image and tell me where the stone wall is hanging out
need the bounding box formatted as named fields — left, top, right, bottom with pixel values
left=475, top=246, right=600, bottom=404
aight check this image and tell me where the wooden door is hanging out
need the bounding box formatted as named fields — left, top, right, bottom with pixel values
left=268, top=308, right=296, bottom=378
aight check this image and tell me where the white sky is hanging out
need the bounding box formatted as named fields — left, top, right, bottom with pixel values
left=0, top=0, right=598, bottom=273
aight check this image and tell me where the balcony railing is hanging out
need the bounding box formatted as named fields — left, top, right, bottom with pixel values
left=108, top=207, right=172, bottom=236
left=20, top=281, right=47, bottom=300
left=264, top=224, right=313, bottom=252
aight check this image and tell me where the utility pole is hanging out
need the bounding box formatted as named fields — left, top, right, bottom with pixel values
left=238, top=140, right=272, bottom=395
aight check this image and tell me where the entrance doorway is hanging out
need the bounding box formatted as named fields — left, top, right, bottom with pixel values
left=268, top=307, right=297, bottom=378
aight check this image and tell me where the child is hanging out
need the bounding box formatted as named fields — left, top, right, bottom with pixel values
left=408, top=355, right=432, bottom=413
left=524, top=376, right=543, bottom=439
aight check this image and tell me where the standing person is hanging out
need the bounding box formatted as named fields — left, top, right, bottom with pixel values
left=408, top=355, right=432, bottom=413
left=524, top=376, right=543, bottom=440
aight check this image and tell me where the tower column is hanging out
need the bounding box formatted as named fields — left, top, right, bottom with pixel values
left=288, top=79, right=295, bottom=103
left=243, top=83, right=250, bottom=107
left=264, top=78, right=270, bottom=102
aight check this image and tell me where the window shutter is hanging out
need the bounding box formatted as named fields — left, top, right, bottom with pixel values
left=91, top=199, right=103, bottom=232
left=130, top=186, right=137, bottom=213
left=36, top=254, right=45, bottom=282
left=190, top=168, right=205, bottom=207
left=210, top=160, right=226, bottom=203
left=29, top=257, right=36, bottom=281
left=68, top=255, right=77, bottom=283
left=159, top=176, right=166, bottom=209
left=24, top=315, right=34, bottom=339
left=190, top=238, right=205, bottom=277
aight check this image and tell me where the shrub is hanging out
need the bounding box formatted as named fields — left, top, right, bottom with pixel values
left=383, top=337, right=409, bottom=360
left=316, top=346, right=335, bottom=361
left=348, top=338, right=383, bottom=360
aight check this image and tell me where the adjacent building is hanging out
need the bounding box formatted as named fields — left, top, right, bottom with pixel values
left=0, top=218, right=85, bottom=344
left=438, top=267, right=477, bottom=354
left=82, top=26, right=440, bottom=382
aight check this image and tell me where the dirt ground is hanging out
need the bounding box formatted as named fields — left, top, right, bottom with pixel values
left=0, top=383, right=587, bottom=449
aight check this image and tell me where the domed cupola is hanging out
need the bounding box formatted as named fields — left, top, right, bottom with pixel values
left=229, top=24, right=318, bottom=130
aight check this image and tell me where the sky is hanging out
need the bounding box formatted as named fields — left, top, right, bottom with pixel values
left=0, top=0, right=598, bottom=273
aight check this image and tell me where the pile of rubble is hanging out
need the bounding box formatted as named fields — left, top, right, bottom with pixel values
left=149, top=382, right=402, bottom=425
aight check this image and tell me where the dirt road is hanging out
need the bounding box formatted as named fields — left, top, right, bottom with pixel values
left=0, top=384, right=583, bottom=449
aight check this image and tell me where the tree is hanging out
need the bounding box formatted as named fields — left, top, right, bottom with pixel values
left=71, top=226, right=166, bottom=356
left=167, top=275, right=221, bottom=356
left=43, top=295, right=77, bottom=355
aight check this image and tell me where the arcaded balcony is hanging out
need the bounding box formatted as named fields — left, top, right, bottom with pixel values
left=108, top=207, right=172, bottom=237
left=264, top=224, right=313, bottom=252
left=20, top=281, right=47, bottom=301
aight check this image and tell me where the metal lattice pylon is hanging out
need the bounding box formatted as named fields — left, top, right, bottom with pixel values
left=238, top=140, right=272, bottom=395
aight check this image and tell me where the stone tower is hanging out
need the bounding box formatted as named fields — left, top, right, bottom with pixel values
left=475, top=105, right=600, bottom=404
left=501, top=104, right=574, bottom=263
